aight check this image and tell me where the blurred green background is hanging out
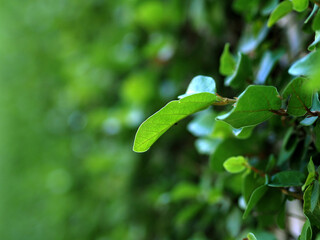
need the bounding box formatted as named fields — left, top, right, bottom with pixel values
left=0, top=0, right=254, bottom=239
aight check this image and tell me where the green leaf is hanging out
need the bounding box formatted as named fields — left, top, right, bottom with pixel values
left=311, top=180, right=320, bottom=212
left=308, top=158, right=316, bottom=173
left=243, top=184, right=268, bottom=219
left=282, top=77, right=313, bottom=117
left=210, top=138, right=259, bottom=172
left=217, top=85, right=281, bottom=129
left=304, top=185, right=320, bottom=228
left=247, top=232, right=258, bottom=240
left=219, top=43, right=236, bottom=76
left=313, top=10, right=320, bottom=31
left=300, top=218, right=312, bottom=240
left=256, top=50, right=284, bottom=84
left=225, top=53, right=253, bottom=90
left=308, top=31, right=320, bottom=51
left=289, top=50, right=320, bottom=76
left=133, top=93, right=217, bottom=152
left=268, top=170, right=305, bottom=187
left=223, top=156, right=247, bottom=173
left=267, top=1, right=293, bottom=27
left=232, top=126, right=255, bottom=139
left=300, top=94, right=320, bottom=125
left=178, top=75, right=216, bottom=99
left=292, top=0, right=309, bottom=12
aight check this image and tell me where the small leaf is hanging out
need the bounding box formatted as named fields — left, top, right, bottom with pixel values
left=210, top=138, right=259, bottom=172
left=282, top=77, right=313, bottom=117
left=217, top=85, right=281, bottom=129
left=223, top=156, right=247, bottom=173
left=133, top=93, right=217, bottom=152
left=267, top=1, right=293, bottom=27
left=225, top=52, right=253, bottom=90
left=243, top=184, right=268, bottom=219
left=292, top=0, right=309, bottom=12
left=178, top=75, right=216, bottom=99
left=219, top=43, right=236, bottom=76
left=247, top=232, right=258, bottom=240
left=268, top=170, right=305, bottom=187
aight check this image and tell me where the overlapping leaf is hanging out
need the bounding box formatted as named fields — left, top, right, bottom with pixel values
left=133, top=93, right=217, bottom=152
left=217, top=85, right=281, bottom=128
left=283, top=77, right=313, bottom=116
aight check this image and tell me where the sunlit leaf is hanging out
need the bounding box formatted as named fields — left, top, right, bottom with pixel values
left=133, top=93, right=217, bottom=152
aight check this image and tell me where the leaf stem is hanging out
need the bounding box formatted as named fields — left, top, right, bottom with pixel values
left=214, top=95, right=237, bottom=106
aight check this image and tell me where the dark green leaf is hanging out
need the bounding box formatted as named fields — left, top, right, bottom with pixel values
left=217, top=85, right=281, bottom=128
left=268, top=170, right=305, bottom=187
left=300, top=218, right=312, bottom=240
left=225, top=53, right=253, bottom=90
left=243, top=184, right=268, bottom=219
left=282, top=77, right=313, bottom=117
left=267, top=1, right=293, bottom=27
left=219, top=43, right=236, bottom=76
left=277, top=201, right=286, bottom=229
left=311, top=180, right=320, bottom=212
left=133, top=92, right=217, bottom=152
left=313, top=10, right=320, bottom=31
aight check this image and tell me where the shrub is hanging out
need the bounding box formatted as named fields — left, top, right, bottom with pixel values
left=134, top=1, right=320, bottom=239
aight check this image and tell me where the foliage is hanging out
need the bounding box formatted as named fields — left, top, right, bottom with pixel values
left=133, top=0, right=320, bottom=239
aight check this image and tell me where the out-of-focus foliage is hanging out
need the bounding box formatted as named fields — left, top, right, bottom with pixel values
left=0, top=0, right=239, bottom=239
left=2, top=0, right=320, bottom=239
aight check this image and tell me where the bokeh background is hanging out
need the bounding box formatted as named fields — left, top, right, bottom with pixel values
left=0, top=0, right=285, bottom=239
